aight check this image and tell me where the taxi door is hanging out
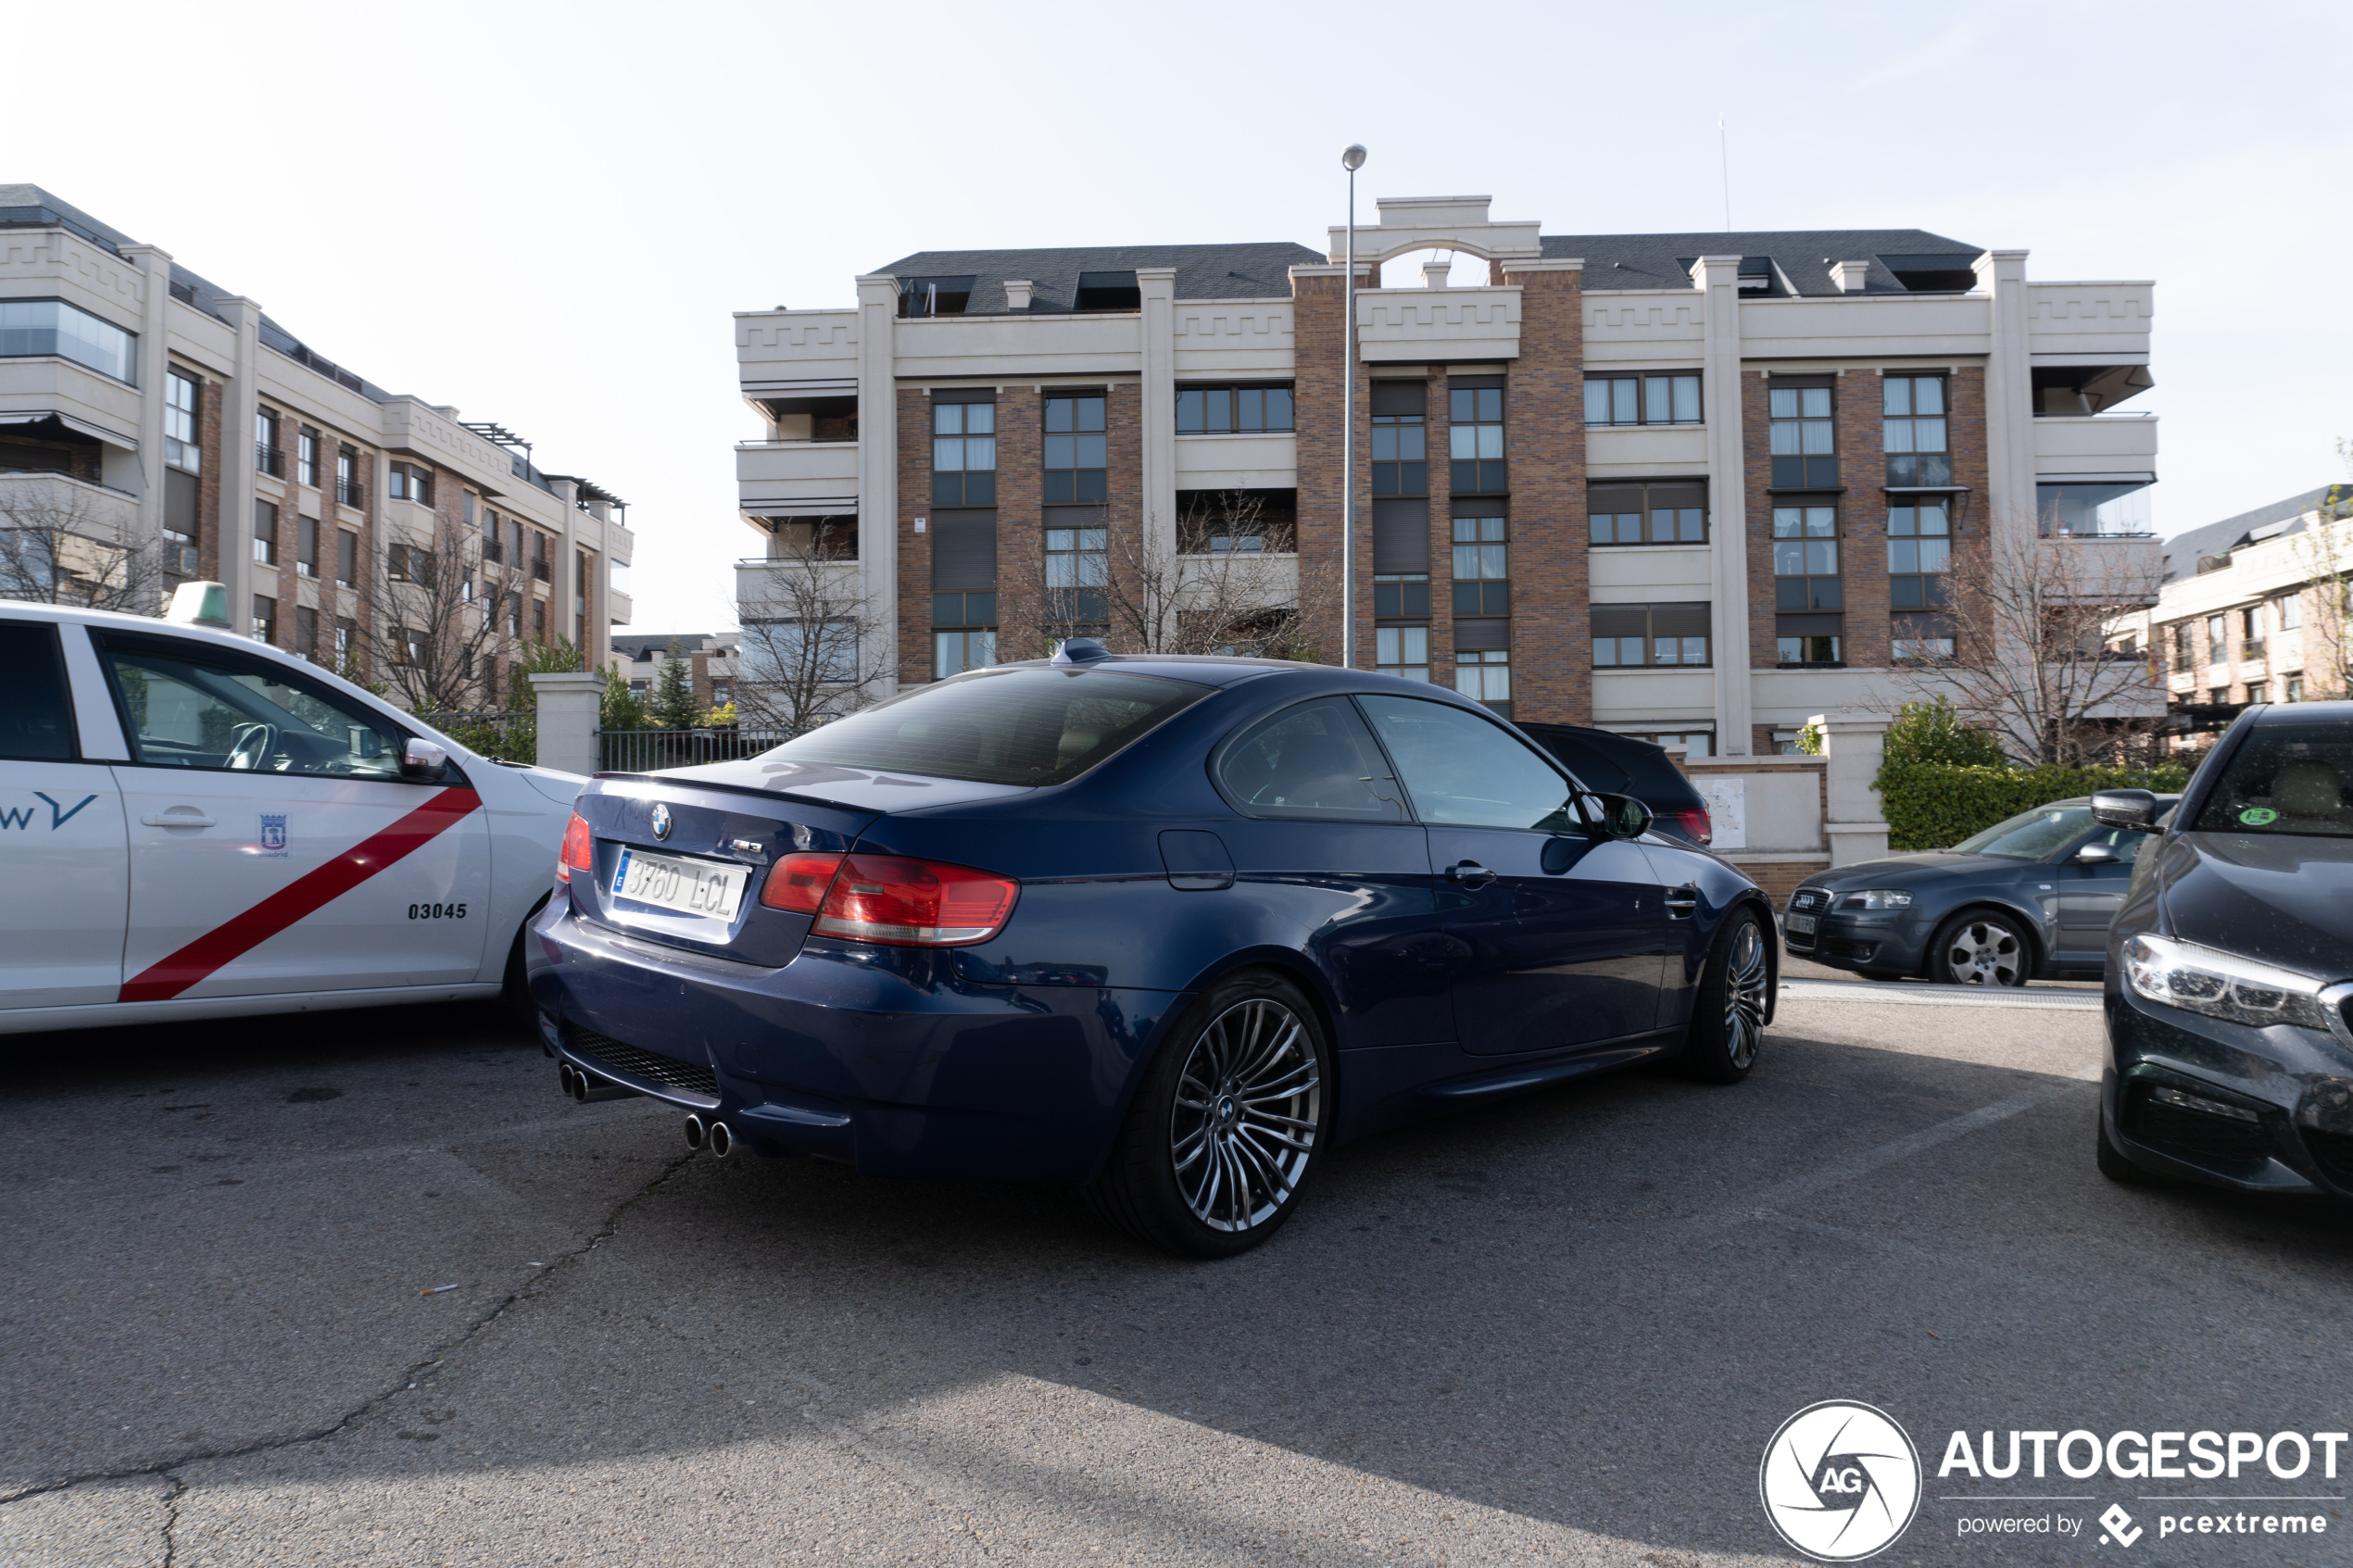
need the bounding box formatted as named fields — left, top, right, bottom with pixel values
left=93, top=630, right=489, bottom=1001
left=0, top=618, right=129, bottom=1008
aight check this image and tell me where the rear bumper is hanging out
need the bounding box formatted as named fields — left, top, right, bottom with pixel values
left=527, top=902, right=1185, bottom=1182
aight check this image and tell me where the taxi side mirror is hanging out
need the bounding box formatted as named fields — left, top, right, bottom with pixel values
left=401, top=737, right=449, bottom=783
left=2091, top=789, right=2157, bottom=831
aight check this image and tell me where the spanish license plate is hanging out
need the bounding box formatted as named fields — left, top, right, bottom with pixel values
left=1787, top=913, right=1818, bottom=935
left=610, top=848, right=748, bottom=921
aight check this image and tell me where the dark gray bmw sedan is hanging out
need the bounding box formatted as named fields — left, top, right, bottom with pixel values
left=1782, top=795, right=2179, bottom=985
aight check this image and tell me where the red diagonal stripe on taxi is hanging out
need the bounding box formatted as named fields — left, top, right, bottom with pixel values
left=119, top=787, right=482, bottom=1003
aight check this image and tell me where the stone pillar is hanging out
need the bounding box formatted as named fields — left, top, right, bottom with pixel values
left=1812, top=709, right=1891, bottom=866
left=1690, top=256, right=1753, bottom=754
left=1975, top=249, right=2032, bottom=544
left=853, top=274, right=901, bottom=700
left=531, top=670, right=609, bottom=778
left=1136, top=267, right=1179, bottom=562
left=122, top=245, right=173, bottom=579
left=216, top=295, right=263, bottom=635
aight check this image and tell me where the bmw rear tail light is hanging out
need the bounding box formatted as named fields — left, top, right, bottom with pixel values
left=557, top=812, right=593, bottom=883
left=1669, top=807, right=1712, bottom=845
left=808, top=854, right=1020, bottom=947
left=757, top=851, right=846, bottom=914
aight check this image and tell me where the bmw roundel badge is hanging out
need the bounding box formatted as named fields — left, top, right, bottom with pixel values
left=650, top=803, right=673, bottom=841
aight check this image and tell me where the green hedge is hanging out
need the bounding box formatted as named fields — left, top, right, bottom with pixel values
left=1879, top=761, right=2190, bottom=852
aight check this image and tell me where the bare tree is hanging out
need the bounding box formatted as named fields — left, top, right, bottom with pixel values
left=358, top=517, right=521, bottom=712
left=1019, top=491, right=1334, bottom=661
left=734, top=521, right=891, bottom=733
left=0, top=479, right=159, bottom=612
left=1896, top=516, right=2168, bottom=765
left=2284, top=441, right=2353, bottom=698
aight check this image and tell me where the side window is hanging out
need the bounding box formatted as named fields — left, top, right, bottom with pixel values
left=2087, top=827, right=2151, bottom=866
left=1215, top=699, right=1403, bottom=822
left=95, top=633, right=412, bottom=780
left=1357, top=695, right=1577, bottom=831
left=0, top=621, right=78, bottom=760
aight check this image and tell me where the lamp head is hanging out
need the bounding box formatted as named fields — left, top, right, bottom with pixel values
left=1341, top=144, right=1367, bottom=172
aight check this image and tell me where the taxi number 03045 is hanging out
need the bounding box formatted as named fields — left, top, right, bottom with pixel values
left=409, top=903, right=468, bottom=920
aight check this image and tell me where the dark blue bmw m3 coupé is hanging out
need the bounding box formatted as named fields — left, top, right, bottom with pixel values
left=528, top=642, right=1776, bottom=1255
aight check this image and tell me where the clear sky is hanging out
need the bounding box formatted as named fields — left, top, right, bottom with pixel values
left=15, top=0, right=2348, bottom=633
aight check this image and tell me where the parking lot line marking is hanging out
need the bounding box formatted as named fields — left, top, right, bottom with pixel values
left=118, top=786, right=482, bottom=1003
left=1780, top=978, right=2103, bottom=1010
left=1710, top=1083, right=2077, bottom=1224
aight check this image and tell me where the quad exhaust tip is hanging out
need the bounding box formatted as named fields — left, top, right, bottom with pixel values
left=559, top=1061, right=580, bottom=1098
left=708, top=1121, right=735, bottom=1159
left=560, top=1061, right=636, bottom=1103
left=683, top=1113, right=707, bottom=1151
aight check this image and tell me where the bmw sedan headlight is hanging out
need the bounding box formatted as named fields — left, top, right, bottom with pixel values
left=2122, top=933, right=2339, bottom=1032
left=1842, top=889, right=1914, bottom=910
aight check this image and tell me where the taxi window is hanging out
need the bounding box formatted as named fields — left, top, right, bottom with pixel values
left=0, top=621, right=77, bottom=760
left=96, top=632, right=411, bottom=779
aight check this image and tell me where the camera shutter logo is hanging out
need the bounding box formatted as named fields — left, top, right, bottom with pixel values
left=1759, top=1400, right=1922, bottom=1561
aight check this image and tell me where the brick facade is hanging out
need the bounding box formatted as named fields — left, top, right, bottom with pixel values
left=1289, top=270, right=1356, bottom=666
left=1499, top=265, right=1589, bottom=724
left=993, top=385, right=1043, bottom=663
left=1426, top=367, right=1454, bottom=686
left=195, top=369, right=224, bottom=583
left=1834, top=371, right=1893, bottom=671
left=895, top=386, right=932, bottom=688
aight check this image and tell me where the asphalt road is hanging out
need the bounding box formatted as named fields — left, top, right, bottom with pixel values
left=4, top=971, right=2347, bottom=1566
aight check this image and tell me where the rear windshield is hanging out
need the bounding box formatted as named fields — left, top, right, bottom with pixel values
left=1581, top=732, right=1704, bottom=806
left=761, top=666, right=1209, bottom=787
left=2195, top=723, right=2353, bottom=837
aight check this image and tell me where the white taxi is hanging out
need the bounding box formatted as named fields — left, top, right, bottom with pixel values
left=0, top=598, right=583, bottom=1034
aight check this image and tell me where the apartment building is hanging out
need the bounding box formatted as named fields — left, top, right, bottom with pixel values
left=732, top=194, right=2158, bottom=754
left=2108, top=484, right=2353, bottom=734
left=610, top=632, right=740, bottom=713
left=0, top=185, right=633, bottom=697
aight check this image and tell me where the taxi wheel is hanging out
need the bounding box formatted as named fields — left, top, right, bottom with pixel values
left=1086, top=971, right=1329, bottom=1259
left=498, top=918, right=535, bottom=1028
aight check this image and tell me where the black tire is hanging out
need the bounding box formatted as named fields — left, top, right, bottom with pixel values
left=2097, top=1110, right=2157, bottom=1185
left=1928, top=909, right=2032, bottom=987
left=1680, top=909, right=1770, bottom=1084
left=1085, top=970, right=1330, bottom=1259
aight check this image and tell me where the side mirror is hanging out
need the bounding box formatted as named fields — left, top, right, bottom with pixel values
left=400, top=737, right=449, bottom=782
left=1588, top=791, right=1654, bottom=841
left=2073, top=842, right=2119, bottom=865
left=2090, top=788, right=2157, bottom=831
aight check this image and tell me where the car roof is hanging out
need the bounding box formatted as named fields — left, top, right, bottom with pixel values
left=981, top=652, right=1486, bottom=702
left=2251, top=700, right=2353, bottom=724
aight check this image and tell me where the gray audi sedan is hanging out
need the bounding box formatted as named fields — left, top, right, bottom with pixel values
left=1782, top=795, right=2180, bottom=985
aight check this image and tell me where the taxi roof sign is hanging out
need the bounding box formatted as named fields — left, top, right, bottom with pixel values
left=164, top=580, right=233, bottom=629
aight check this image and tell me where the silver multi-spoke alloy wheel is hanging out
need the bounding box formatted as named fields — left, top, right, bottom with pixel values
left=1941, top=916, right=2025, bottom=985
left=1169, top=997, right=1321, bottom=1233
left=1723, top=918, right=1769, bottom=1069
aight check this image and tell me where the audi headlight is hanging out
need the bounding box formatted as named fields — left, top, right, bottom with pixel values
left=1843, top=889, right=1914, bottom=910
left=2122, top=933, right=2337, bottom=1032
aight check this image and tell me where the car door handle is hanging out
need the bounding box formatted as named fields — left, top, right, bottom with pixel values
left=1664, top=885, right=1698, bottom=919
left=142, top=812, right=216, bottom=828
left=1445, top=860, right=1496, bottom=888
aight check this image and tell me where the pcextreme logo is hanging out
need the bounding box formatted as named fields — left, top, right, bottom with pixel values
left=1759, top=1401, right=1924, bottom=1562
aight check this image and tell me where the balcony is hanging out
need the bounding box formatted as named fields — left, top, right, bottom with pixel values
left=335, top=477, right=366, bottom=509
left=2032, top=412, right=2158, bottom=493
left=256, top=443, right=285, bottom=478
left=736, top=440, right=858, bottom=512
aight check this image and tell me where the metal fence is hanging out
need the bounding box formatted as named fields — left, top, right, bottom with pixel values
left=598, top=727, right=796, bottom=774
left=416, top=709, right=537, bottom=765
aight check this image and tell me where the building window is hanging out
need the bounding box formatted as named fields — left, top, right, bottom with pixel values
left=295, top=605, right=317, bottom=663
left=296, top=515, right=319, bottom=578
left=899, top=275, right=975, bottom=317
left=1452, top=510, right=1509, bottom=617
left=2247, top=683, right=2271, bottom=705
left=1777, top=621, right=1843, bottom=667
left=1589, top=481, right=1707, bottom=546
left=336, top=445, right=361, bottom=508
left=336, top=529, right=358, bottom=587
left=1449, top=383, right=1506, bottom=495
left=1176, top=384, right=1293, bottom=433
left=462, top=490, right=477, bottom=530
left=533, top=532, right=550, bottom=582
left=252, top=594, right=277, bottom=645
left=2288, top=675, right=2306, bottom=701
left=483, top=509, right=504, bottom=563
left=1772, top=504, right=1841, bottom=609
left=253, top=500, right=279, bottom=567
left=2241, top=605, right=2267, bottom=659
left=2280, top=595, right=2303, bottom=631
left=2209, top=686, right=2228, bottom=706
left=533, top=600, right=546, bottom=640
left=1045, top=523, right=1108, bottom=622
left=1376, top=625, right=1429, bottom=681
left=387, top=542, right=429, bottom=583
left=1042, top=395, right=1107, bottom=504
left=388, top=461, right=433, bottom=505
left=1882, top=376, right=1951, bottom=487
left=1374, top=573, right=1429, bottom=620
left=2206, top=614, right=2226, bottom=667
left=1626, top=731, right=1713, bottom=758
left=1584, top=373, right=1701, bottom=426
left=165, top=370, right=200, bottom=471
left=1073, top=271, right=1140, bottom=310
left=335, top=617, right=354, bottom=659
left=1893, top=612, right=1955, bottom=662
left=1768, top=383, right=1837, bottom=488
left=297, top=426, right=320, bottom=488
left=255, top=408, right=283, bottom=476
left=1455, top=649, right=1510, bottom=709
left=2171, top=622, right=2192, bottom=668
left=0, top=298, right=135, bottom=383
left=711, top=678, right=732, bottom=707
left=934, top=628, right=998, bottom=679
left=2038, top=481, right=2152, bottom=538
left=931, top=397, right=997, bottom=506
left=1370, top=382, right=1427, bottom=496
left=1592, top=602, right=1711, bottom=667
left=1887, top=500, right=1951, bottom=608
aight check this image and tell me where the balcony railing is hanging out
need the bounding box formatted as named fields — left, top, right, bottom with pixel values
left=256, top=443, right=285, bottom=478
left=335, top=477, right=366, bottom=508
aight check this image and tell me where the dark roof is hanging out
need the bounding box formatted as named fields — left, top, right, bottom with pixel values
left=874, top=242, right=1325, bottom=314
left=611, top=633, right=715, bottom=660
left=1542, top=228, right=1985, bottom=295
left=2160, top=484, right=2350, bottom=582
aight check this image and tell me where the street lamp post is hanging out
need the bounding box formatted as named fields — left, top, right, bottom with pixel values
left=1340, top=143, right=1366, bottom=671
